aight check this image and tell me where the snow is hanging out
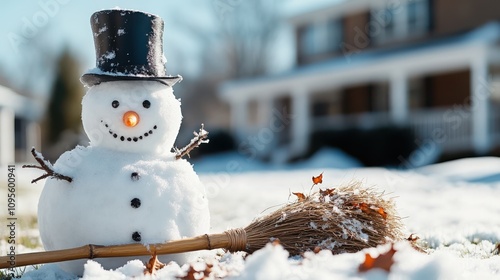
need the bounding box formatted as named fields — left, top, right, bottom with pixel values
left=2, top=156, right=500, bottom=279
left=84, top=67, right=183, bottom=81
left=191, top=147, right=362, bottom=173
left=96, top=26, right=107, bottom=36
left=101, top=51, right=116, bottom=60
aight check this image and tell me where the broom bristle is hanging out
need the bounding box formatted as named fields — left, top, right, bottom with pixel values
left=243, top=181, right=404, bottom=256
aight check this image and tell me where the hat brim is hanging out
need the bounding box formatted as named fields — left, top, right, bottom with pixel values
left=80, top=73, right=182, bottom=87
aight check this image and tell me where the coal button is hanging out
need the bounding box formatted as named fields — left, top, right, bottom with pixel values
left=132, top=231, right=141, bottom=242
left=131, top=172, right=140, bottom=181
left=131, top=198, right=141, bottom=208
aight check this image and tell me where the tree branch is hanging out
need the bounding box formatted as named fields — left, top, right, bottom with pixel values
left=22, top=148, right=73, bottom=183
left=174, top=124, right=209, bottom=160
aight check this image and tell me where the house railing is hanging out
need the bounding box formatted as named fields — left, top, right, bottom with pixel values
left=490, top=103, right=500, bottom=144
left=409, top=108, right=472, bottom=152
left=311, top=107, right=476, bottom=152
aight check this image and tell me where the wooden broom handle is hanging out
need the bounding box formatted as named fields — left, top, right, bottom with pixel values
left=0, top=229, right=247, bottom=269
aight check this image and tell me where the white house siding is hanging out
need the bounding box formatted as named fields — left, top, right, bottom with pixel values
left=0, top=85, right=42, bottom=164
left=220, top=24, right=500, bottom=160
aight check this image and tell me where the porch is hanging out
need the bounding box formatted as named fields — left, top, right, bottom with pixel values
left=220, top=23, right=500, bottom=162
left=313, top=105, right=500, bottom=154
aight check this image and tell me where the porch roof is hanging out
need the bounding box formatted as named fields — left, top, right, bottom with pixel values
left=0, top=85, right=42, bottom=120
left=220, top=22, right=500, bottom=102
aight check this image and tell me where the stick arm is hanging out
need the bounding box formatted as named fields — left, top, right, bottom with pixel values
left=22, top=148, right=73, bottom=183
left=174, top=124, right=209, bottom=160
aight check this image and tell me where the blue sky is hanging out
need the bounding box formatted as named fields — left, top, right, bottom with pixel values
left=0, top=0, right=342, bottom=97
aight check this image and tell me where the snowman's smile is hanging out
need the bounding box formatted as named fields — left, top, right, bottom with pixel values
left=101, top=120, right=158, bottom=142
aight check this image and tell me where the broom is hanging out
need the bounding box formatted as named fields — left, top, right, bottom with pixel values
left=0, top=182, right=404, bottom=269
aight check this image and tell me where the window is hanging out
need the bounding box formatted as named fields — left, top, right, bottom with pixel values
left=370, top=0, right=430, bottom=44
left=407, top=0, right=429, bottom=33
left=247, top=100, right=259, bottom=125
left=409, top=77, right=427, bottom=109
left=371, top=84, right=389, bottom=112
left=14, top=117, right=26, bottom=150
left=382, top=8, right=395, bottom=38
left=300, top=19, right=342, bottom=56
left=311, top=90, right=342, bottom=117
left=407, top=1, right=419, bottom=31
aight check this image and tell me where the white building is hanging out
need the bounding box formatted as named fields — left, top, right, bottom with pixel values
left=0, top=85, right=42, bottom=165
left=219, top=0, right=500, bottom=163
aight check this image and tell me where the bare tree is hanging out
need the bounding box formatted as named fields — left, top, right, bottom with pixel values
left=167, top=0, right=282, bottom=149
left=214, top=0, right=281, bottom=78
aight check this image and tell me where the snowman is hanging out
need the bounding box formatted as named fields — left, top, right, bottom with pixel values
left=26, top=9, right=210, bottom=276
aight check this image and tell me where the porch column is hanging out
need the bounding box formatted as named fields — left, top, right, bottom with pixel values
left=0, top=107, right=15, bottom=165
left=26, top=121, right=41, bottom=161
left=257, top=97, right=275, bottom=154
left=290, top=88, right=310, bottom=157
left=389, top=72, right=409, bottom=124
left=230, top=99, right=248, bottom=142
left=257, top=97, right=273, bottom=126
left=471, top=54, right=491, bottom=154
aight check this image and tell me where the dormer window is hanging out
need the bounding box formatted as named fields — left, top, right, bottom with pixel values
left=408, top=0, right=429, bottom=33
left=300, top=19, right=342, bottom=56
left=371, top=0, right=430, bottom=44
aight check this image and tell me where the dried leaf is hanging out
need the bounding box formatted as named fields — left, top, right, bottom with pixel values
left=205, top=263, right=213, bottom=275
left=349, top=202, right=368, bottom=213
left=359, top=202, right=369, bottom=213
left=313, top=246, right=322, bottom=254
left=293, top=192, right=306, bottom=202
left=272, top=239, right=281, bottom=246
left=179, top=263, right=212, bottom=280
left=144, top=253, right=165, bottom=275
left=358, top=245, right=397, bottom=273
left=493, top=243, right=500, bottom=255
left=377, top=207, right=388, bottom=219
left=407, top=234, right=420, bottom=242
left=180, top=265, right=197, bottom=280
left=312, top=173, right=323, bottom=185
left=319, top=188, right=335, bottom=197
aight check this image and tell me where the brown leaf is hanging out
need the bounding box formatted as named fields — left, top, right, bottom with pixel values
left=349, top=202, right=369, bottom=213
left=271, top=238, right=281, bottom=246
left=407, top=234, right=420, bottom=242
left=312, top=173, right=323, bottom=185
left=358, top=202, right=369, bottom=213
left=377, top=207, right=388, bottom=220
left=293, top=192, right=306, bottom=202
left=493, top=243, right=500, bottom=255
left=358, top=245, right=397, bottom=273
left=180, top=265, right=197, bottom=280
left=144, top=253, right=165, bottom=275
left=179, top=263, right=213, bottom=280
left=204, top=264, right=213, bottom=276
left=319, top=188, right=335, bottom=197
left=313, top=246, right=322, bottom=254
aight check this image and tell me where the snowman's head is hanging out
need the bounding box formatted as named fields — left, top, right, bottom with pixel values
left=82, top=80, right=182, bottom=155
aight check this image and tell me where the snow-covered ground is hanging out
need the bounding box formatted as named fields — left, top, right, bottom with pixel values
left=1, top=154, right=500, bottom=279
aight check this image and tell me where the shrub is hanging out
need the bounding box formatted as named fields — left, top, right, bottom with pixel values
left=309, top=126, right=416, bottom=166
left=190, top=129, right=236, bottom=158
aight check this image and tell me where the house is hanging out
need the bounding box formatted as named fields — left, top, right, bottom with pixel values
left=219, top=0, right=500, bottom=164
left=0, top=85, right=42, bottom=165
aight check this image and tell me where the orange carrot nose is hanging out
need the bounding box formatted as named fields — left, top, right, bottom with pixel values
left=123, top=111, right=140, bottom=127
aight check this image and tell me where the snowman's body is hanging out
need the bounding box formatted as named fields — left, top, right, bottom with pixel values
left=38, top=81, right=210, bottom=275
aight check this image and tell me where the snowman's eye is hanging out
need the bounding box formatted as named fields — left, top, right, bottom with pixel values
left=143, top=100, right=151, bottom=109
left=112, top=100, right=119, bottom=108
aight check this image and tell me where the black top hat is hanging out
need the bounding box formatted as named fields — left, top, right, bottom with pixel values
left=80, top=9, right=182, bottom=87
